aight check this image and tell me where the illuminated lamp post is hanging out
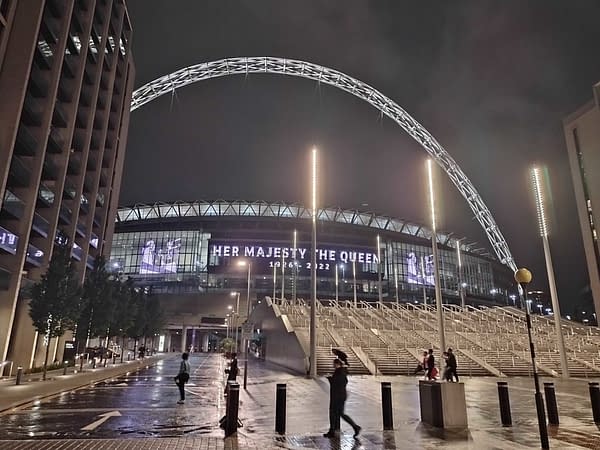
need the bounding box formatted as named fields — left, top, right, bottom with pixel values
left=352, top=259, right=357, bottom=307
left=515, top=268, right=549, bottom=449
left=230, top=292, right=240, bottom=353
left=309, top=147, right=318, bottom=378
left=394, top=266, right=399, bottom=303
left=335, top=264, right=339, bottom=302
left=272, top=263, right=277, bottom=301
left=292, top=230, right=297, bottom=303
left=377, top=235, right=383, bottom=306
left=237, top=260, right=251, bottom=389
left=456, top=240, right=466, bottom=309
left=531, top=165, right=569, bottom=378
left=427, top=159, right=446, bottom=354
left=281, top=251, right=285, bottom=301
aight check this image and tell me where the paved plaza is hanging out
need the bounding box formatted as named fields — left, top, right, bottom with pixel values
left=0, top=354, right=599, bottom=449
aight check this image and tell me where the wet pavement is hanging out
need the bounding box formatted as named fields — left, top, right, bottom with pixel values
left=0, top=353, right=600, bottom=448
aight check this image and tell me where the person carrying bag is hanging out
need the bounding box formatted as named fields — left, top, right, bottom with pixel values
left=174, top=352, right=190, bottom=404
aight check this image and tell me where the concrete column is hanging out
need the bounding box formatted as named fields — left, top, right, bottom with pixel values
left=182, top=326, right=188, bottom=353
left=202, top=333, right=210, bottom=352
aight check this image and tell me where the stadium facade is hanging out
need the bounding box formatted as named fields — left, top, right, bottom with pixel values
left=111, top=200, right=516, bottom=307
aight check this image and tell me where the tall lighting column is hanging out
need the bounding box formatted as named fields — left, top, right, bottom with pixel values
left=456, top=240, right=466, bottom=309
left=427, top=159, right=446, bottom=354
left=532, top=166, right=569, bottom=378
left=281, top=252, right=285, bottom=301
left=377, top=235, right=383, bottom=306
left=237, top=260, right=251, bottom=390
left=292, top=230, right=297, bottom=303
left=335, top=264, right=339, bottom=302
left=309, top=148, right=318, bottom=378
left=352, top=259, right=357, bottom=307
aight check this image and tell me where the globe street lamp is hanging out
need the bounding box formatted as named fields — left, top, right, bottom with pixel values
left=515, top=268, right=549, bottom=450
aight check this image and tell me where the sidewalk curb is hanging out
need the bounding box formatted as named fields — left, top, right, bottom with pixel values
left=0, top=356, right=168, bottom=415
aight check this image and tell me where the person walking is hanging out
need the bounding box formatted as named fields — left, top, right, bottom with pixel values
left=425, top=349, right=437, bottom=380
left=174, top=352, right=190, bottom=404
left=446, top=348, right=459, bottom=382
left=323, top=359, right=361, bottom=439
left=413, top=350, right=428, bottom=375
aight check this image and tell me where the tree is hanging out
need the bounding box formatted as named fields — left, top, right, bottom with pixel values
left=29, top=234, right=83, bottom=380
left=77, top=256, right=114, bottom=359
left=109, top=277, right=137, bottom=362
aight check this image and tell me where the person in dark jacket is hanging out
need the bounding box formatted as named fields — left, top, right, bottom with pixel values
left=331, top=348, right=349, bottom=366
left=323, top=359, right=361, bottom=438
left=425, top=349, right=436, bottom=380
left=446, top=348, right=459, bottom=382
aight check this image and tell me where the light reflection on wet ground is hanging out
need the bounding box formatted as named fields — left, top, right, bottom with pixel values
left=0, top=354, right=599, bottom=448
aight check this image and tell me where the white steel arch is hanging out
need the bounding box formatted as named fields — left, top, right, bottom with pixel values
left=130, top=57, right=516, bottom=271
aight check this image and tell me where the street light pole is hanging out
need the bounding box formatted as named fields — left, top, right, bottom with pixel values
left=394, top=266, right=399, bottom=304
left=456, top=240, right=466, bottom=309
left=244, top=262, right=251, bottom=389
left=231, top=292, right=240, bottom=353
left=292, top=230, right=297, bottom=303
left=377, top=235, right=383, bottom=306
left=272, top=263, right=277, bottom=301
left=427, top=159, right=446, bottom=353
left=281, top=252, right=285, bottom=301
left=352, top=259, right=357, bottom=307
left=309, top=147, right=318, bottom=378
left=335, top=264, right=339, bottom=302
left=516, top=268, right=549, bottom=449
left=532, top=166, right=569, bottom=378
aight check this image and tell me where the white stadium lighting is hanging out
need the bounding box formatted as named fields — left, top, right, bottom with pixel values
left=310, top=147, right=318, bottom=378
left=427, top=159, right=446, bottom=354
left=531, top=165, right=569, bottom=378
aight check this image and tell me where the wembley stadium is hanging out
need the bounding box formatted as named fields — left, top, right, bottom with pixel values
left=110, top=200, right=515, bottom=305
left=108, top=200, right=600, bottom=377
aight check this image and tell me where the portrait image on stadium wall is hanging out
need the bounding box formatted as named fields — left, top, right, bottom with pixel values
left=139, top=237, right=182, bottom=274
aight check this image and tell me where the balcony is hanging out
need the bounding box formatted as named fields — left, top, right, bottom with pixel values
left=31, top=213, right=50, bottom=238
left=0, top=225, right=19, bottom=255
left=7, top=156, right=31, bottom=188
left=1, top=191, right=24, bottom=219
left=25, top=243, right=44, bottom=267
left=37, top=183, right=55, bottom=206
left=14, top=126, right=37, bottom=157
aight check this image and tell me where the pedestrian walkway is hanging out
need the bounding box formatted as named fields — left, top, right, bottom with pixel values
left=0, top=354, right=165, bottom=413
left=1, top=353, right=600, bottom=449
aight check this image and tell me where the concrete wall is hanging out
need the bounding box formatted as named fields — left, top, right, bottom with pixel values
left=250, top=301, right=307, bottom=374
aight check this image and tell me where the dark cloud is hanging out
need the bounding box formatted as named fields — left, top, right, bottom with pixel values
left=123, top=0, right=600, bottom=313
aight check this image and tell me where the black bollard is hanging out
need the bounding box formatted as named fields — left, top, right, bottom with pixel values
left=589, top=382, right=600, bottom=424
left=497, top=381, right=512, bottom=426
left=275, top=383, right=286, bottom=434
left=381, top=381, right=394, bottom=430
left=225, top=382, right=240, bottom=436
left=63, top=361, right=68, bottom=375
left=15, top=367, right=23, bottom=385
left=544, top=382, right=559, bottom=425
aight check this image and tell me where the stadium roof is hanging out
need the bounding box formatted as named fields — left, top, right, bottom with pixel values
left=116, top=200, right=493, bottom=258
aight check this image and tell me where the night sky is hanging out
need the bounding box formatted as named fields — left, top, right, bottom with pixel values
left=122, top=0, right=600, bottom=314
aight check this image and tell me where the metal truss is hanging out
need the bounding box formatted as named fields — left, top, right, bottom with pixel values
left=117, top=200, right=492, bottom=257
left=130, top=57, right=516, bottom=271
